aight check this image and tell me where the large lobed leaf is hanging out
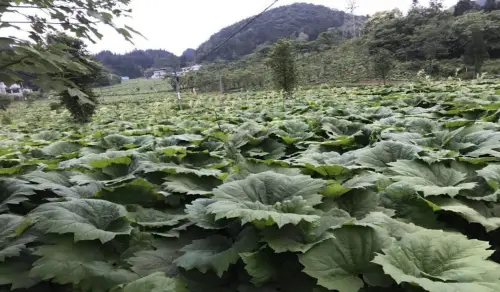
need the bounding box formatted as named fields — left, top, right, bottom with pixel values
left=299, top=225, right=393, bottom=292
left=389, top=160, right=476, bottom=197
left=373, top=229, right=500, bottom=292
left=28, top=199, right=133, bottom=243
left=206, top=172, right=326, bottom=227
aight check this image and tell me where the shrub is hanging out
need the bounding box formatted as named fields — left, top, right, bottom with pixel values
left=49, top=101, right=62, bottom=111
left=0, top=94, right=12, bottom=110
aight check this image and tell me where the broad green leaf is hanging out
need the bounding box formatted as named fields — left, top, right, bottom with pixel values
left=186, top=199, right=228, bottom=230
left=0, top=255, right=40, bottom=289
left=226, top=159, right=300, bottom=182
left=380, top=183, right=441, bottom=229
left=477, top=164, right=500, bottom=191
left=240, top=248, right=277, bottom=286
left=334, top=189, right=387, bottom=219
left=134, top=160, right=221, bottom=177
left=127, top=205, right=187, bottom=228
left=127, top=248, right=179, bottom=277
left=299, top=225, right=393, bottom=292
left=0, top=178, right=38, bottom=212
left=262, top=208, right=351, bottom=253
left=389, top=160, right=476, bottom=197
left=102, top=134, right=135, bottom=149
left=207, top=172, right=325, bottom=227
left=174, top=228, right=259, bottom=277
left=358, top=212, right=424, bottom=240
left=0, top=214, right=36, bottom=261
left=425, top=197, right=500, bottom=232
left=162, top=174, right=221, bottom=195
left=22, top=170, right=73, bottom=187
left=356, top=141, right=420, bottom=170
left=304, top=163, right=350, bottom=177
left=30, top=240, right=128, bottom=285
left=41, top=141, right=82, bottom=156
left=96, top=178, right=163, bottom=205
left=112, top=272, right=188, bottom=292
left=28, top=199, right=132, bottom=243
left=373, top=229, right=500, bottom=292
left=90, top=156, right=133, bottom=168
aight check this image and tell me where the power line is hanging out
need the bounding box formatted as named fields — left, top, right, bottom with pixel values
left=0, top=4, right=84, bottom=10
left=197, top=0, right=279, bottom=62
left=3, top=20, right=99, bottom=25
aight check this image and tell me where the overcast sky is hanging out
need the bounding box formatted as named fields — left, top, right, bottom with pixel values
left=3, top=0, right=458, bottom=55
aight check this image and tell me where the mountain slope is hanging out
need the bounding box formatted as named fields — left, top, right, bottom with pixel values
left=95, top=49, right=179, bottom=78
left=196, top=3, right=358, bottom=61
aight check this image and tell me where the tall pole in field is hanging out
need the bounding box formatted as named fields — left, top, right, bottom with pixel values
left=345, top=0, right=358, bottom=38
left=174, top=72, right=182, bottom=110
left=219, top=73, right=225, bottom=109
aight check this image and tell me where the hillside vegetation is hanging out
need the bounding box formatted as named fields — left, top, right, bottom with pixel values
left=95, top=49, right=181, bottom=78
left=175, top=3, right=500, bottom=92
left=196, top=3, right=362, bottom=61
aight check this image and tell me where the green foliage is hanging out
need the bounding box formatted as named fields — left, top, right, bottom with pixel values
left=0, top=94, right=11, bottom=111
left=0, top=0, right=139, bottom=94
left=94, top=71, right=122, bottom=87
left=371, top=49, right=394, bottom=84
left=266, top=40, right=298, bottom=94
left=2, top=80, right=500, bottom=291
left=96, top=50, right=180, bottom=79
left=463, top=24, right=489, bottom=76
left=196, top=3, right=359, bottom=61
left=49, top=34, right=102, bottom=122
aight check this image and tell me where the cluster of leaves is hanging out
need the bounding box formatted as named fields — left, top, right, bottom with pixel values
left=2, top=80, right=500, bottom=291
left=0, top=0, right=139, bottom=97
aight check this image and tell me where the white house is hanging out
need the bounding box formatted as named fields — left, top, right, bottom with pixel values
left=0, top=82, right=32, bottom=98
left=181, top=64, right=202, bottom=74
left=121, top=76, right=130, bottom=80
left=151, top=68, right=171, bottom=79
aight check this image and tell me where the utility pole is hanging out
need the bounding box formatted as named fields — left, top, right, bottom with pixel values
left=345, top=0, right=359, bottom=38
left=174, top=72, right=182, bottom=110
left=219, top=74, right=224, bottom=95
left=219, top=73, right=224, bottom=108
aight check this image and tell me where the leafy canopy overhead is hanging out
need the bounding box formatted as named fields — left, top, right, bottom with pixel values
left=0, top=0, right=139, bottom=92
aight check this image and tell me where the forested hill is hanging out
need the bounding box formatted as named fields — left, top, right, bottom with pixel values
left=95, top=49, right=180, bottom=78
left=196, top=3, right=362, bottom=61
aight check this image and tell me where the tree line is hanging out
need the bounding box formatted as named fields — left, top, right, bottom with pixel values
left=174, top=1, right=500, bottom=93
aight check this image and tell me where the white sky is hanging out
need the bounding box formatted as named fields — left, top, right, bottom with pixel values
left=2, top=0, right=458, bottom=55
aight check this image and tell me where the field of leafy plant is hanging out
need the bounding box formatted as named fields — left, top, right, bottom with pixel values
left=2, top=80, right=500, bottom=292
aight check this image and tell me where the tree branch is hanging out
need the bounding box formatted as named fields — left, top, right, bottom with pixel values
left=0, top=56, right=30, bottom=71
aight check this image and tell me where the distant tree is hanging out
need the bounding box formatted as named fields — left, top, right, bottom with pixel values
left=180, top=49, right=197, bottom=67
left=0, top=94, right=12, bottom=111
left=484, top=0, right=500, bottom=11
left=371, top=48, right=394, bottom=85
left=143, top=68, right=155, bottom=79
left=94, top=71, right=122, bottom=87
left=454, top=0, right=478, bottom=16
left=48, top=34, right=102, bottom=122
left=297, top=32, right=310, bottom=42
left=95, top=50, right=179, bottom=78
left=463, top=25, right=489, bottom=77
left=418, top=21, right=448, bottom=73
left=429, top=0, right=444, bottom=10
left=266, top=39, right=298, bottom=95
